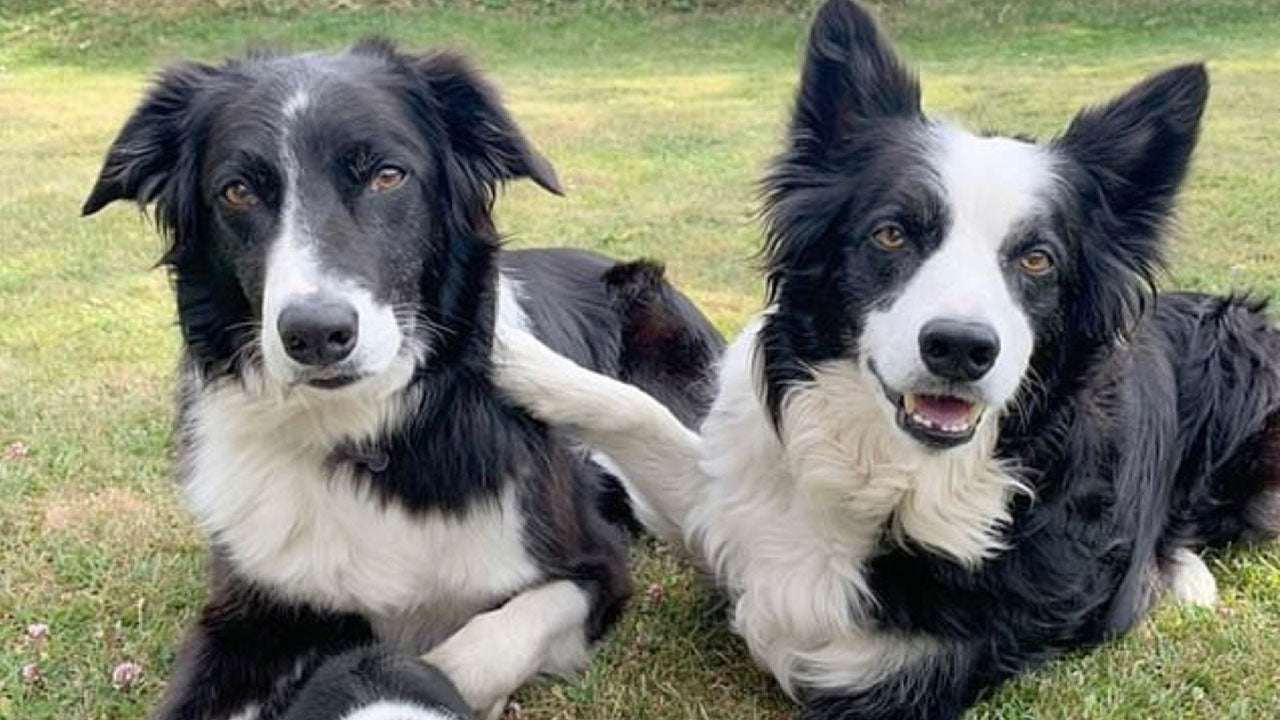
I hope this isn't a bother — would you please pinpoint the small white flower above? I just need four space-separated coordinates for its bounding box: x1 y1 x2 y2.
111 661 143 689
2 442 28 461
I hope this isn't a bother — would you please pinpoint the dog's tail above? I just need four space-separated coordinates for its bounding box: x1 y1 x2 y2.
588 260 724 536
604 259 725 430
1165 293 1280 548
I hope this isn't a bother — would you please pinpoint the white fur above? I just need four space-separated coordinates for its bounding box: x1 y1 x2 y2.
1165 548 1219 607
426 580 591 719
184 373 542 645
493 277 673 535
341 702 457 720
493 323 702 542
225 705 259 720
694 324 1023 693
496 274 530 331
281 89 310 120
187 274 596 712
862 124 1053 421
260 96 404 387
493 321 1027 695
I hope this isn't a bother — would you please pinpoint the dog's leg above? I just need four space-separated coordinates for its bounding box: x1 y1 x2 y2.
149 569 374 720
424 580 592 719
493 325 705 541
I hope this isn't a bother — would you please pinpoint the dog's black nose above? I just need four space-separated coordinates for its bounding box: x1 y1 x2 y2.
919 319 1000 382
278 297 359 366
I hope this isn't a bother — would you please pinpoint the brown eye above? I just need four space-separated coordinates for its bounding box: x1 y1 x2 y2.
221 182 258 210
371 166 406 192
871 225 906 250
1019 250 1054 276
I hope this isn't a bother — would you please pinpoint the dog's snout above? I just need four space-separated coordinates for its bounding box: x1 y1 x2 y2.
919 318 1000 382
278 296 359 366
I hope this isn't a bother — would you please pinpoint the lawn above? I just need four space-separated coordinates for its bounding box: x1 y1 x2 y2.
2 1 1279 718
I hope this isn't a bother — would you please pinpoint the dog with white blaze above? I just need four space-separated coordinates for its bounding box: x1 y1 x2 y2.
82 40 722 720
490 1 1280 717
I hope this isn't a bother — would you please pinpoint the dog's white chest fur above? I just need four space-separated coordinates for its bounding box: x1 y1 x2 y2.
182 374 542 645
689 321 1024 692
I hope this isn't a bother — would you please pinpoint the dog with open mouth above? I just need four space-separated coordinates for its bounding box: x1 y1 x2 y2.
82 39 722 720
489 1 1280 717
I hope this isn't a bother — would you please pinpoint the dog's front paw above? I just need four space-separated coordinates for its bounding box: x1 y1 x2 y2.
1165 548 1219 607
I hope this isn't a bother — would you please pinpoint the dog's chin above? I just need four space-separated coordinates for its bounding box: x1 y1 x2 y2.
261 365 367 394
299 368 367 391
868 363 987 451
261 338 416 397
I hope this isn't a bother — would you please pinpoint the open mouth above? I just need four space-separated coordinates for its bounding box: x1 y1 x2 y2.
897 392 984 448
870 364 985 449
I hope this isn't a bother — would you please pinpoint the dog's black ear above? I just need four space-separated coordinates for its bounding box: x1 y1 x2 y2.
1055 63 1208 238
82 62 222 216
790 0 921 161
407 51 561 196
1055 64 1208 347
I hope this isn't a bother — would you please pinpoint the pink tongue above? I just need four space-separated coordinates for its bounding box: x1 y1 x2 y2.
913 394 973 426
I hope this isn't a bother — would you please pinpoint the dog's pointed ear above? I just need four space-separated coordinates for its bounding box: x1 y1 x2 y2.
790 0 921 161
82 62 222 216
1056 65 1208 349
409 52 562 196
1055 63 1208 229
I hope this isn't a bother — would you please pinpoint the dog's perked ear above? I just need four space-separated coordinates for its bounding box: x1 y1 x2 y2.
81 62 222 218
789 0 921 162
1055 63 1208 243
402 50 562 197
1054 64 1209 345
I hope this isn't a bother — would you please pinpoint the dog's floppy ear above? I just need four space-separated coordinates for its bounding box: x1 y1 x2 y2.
81 62 222 217
1055 63 1208 241
790 0 921 162
406 51 562 197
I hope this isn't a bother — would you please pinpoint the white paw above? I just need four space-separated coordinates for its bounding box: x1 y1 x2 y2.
1166 548 1218 608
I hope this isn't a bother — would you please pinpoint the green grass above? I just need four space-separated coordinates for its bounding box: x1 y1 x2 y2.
2 1 1279 718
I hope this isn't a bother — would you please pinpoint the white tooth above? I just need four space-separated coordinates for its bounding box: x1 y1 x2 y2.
904 394 918 413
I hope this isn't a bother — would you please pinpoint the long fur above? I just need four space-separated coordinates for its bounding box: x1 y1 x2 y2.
491 2 1280 718
82 40 722 720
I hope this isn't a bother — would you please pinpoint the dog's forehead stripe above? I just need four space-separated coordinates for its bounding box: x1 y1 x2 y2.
930 124 1056 250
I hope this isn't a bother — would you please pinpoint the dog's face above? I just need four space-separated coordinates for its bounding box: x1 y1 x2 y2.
762 0 1207 450
84 41 559 392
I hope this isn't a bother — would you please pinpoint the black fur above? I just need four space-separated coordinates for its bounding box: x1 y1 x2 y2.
283 645 473 720
83 41 722 720
763 2 1280 718
758 0 932 425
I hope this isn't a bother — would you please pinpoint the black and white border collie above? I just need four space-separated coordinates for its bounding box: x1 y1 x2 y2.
82 40 721 720
491 1 1280 717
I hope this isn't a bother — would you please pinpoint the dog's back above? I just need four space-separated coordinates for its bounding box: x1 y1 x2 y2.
1158 293 1280 547
501 248 724 430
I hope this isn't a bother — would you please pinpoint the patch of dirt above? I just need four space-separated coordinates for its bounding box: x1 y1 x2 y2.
40 486 177 544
